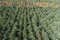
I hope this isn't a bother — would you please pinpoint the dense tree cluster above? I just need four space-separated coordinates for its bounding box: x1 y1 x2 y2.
0 0 60 40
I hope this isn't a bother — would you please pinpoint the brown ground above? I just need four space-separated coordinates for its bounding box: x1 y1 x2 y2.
0 1 59 9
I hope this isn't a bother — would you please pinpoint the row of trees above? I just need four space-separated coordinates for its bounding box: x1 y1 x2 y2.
0 3 60 40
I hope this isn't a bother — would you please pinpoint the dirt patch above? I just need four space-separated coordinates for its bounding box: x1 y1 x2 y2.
16 1 60 8
0 1 5 6
0 1 59 8
0 1 13 6
34 2 48 8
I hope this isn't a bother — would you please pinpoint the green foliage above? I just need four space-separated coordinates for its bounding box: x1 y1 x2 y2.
0 1 60 40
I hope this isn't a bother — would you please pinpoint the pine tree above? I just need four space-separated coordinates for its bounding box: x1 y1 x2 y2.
0 0 60 40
